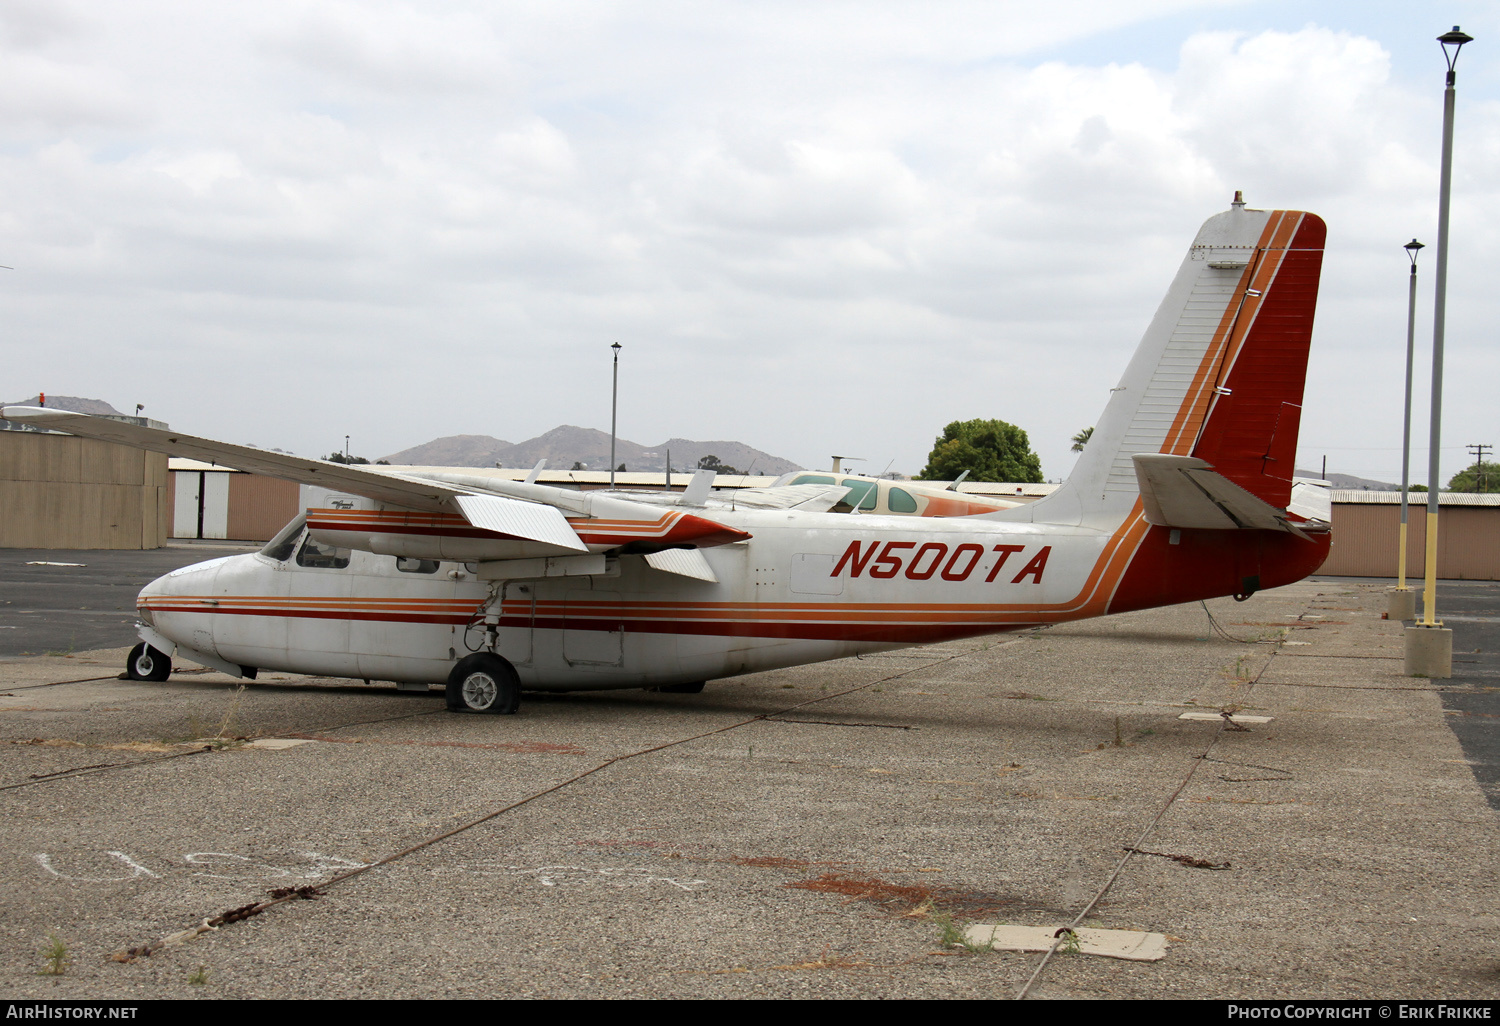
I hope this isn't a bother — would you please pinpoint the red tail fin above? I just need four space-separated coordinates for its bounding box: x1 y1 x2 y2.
1188 214 1326 509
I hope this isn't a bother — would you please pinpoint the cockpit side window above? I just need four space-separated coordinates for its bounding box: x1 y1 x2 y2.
396 557 440 574
841 479 878 510
260 514 307 562
888 487 919 513
791 474 836 485
296 535 352 569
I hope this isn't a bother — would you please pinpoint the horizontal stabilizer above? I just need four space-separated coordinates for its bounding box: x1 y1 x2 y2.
1288 478 1332 524
1133 454 1312 539
643 548 719 583
453 494 587 552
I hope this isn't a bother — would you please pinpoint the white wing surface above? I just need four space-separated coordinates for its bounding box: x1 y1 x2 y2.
2 406 459 512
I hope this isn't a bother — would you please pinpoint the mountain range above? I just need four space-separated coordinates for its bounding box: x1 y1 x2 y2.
381 425 802 475
3 395 124 416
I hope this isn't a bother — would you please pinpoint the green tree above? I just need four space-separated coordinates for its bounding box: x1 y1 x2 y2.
1070 426 1094 453
325 452 371 465
697 454 743 475
916 419 1042 483
1446 461 1500 493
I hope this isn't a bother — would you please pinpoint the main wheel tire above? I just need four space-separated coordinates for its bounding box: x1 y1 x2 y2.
655 681 705 694
126 643 171 682
445 653 520 714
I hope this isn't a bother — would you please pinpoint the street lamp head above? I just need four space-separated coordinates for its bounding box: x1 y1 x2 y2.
611 342 622 351
1439 26 1472 76
1404 238 1425 266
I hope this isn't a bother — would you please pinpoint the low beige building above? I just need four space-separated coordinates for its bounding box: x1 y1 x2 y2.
1318 491 1500 580
0 429 168 549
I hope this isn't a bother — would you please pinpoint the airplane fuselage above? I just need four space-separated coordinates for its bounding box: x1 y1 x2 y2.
137 504 1328 692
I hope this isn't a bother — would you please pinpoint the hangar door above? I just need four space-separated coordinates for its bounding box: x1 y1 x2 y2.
172 469 230 539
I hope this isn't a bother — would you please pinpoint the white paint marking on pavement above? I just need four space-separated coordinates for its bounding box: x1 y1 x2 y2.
963 924 1169 961
35 850 160 882
1178 712 1273 724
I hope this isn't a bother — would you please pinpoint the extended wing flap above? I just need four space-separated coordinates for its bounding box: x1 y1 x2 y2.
1 406 458 512
1134 453 1311 539
643 548 719 583
453 494 587 553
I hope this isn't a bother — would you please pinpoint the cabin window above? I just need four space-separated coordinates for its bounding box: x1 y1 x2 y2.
260 515 307 562
396 557 440 574
840 479 878 510
296 536 351 569
888 487 919 513
791 474 836 485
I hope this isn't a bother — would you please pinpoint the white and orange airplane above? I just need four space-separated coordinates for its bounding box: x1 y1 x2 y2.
4 198 1331 715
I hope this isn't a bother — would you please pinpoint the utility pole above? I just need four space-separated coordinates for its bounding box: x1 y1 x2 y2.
1467 443 1492 492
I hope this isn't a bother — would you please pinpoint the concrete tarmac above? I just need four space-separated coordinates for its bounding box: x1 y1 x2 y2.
1 577 1497 999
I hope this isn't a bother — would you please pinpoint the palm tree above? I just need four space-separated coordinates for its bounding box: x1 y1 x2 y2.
1070 427 1094 453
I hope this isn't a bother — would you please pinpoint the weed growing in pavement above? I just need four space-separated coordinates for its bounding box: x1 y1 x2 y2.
38 934 70 976
1221 654 1255 684
189 965 209 986
44 635 77 658
214 685 246 739
1057 928 1082 955
931 912 989 953
188 685 248 743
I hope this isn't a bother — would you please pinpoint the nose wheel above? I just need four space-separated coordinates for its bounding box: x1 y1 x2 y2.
445 653 521 714
126 643 172 682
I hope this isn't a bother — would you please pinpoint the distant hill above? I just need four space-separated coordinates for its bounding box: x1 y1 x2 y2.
3 395 122 416
1295 469 1401 491
384 425 800 475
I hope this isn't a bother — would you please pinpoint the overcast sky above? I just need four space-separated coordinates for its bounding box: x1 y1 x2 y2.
5 1 1499 485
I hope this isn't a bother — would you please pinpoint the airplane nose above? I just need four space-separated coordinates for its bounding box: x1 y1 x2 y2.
136 554 233 620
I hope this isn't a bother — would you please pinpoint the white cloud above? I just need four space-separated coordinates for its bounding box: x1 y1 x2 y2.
3 3 1498 487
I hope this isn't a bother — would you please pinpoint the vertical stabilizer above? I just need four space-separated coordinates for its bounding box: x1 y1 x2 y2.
1003 202 1325 529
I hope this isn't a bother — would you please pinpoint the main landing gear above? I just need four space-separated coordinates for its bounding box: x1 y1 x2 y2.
125 643 172 682
445 653 521 714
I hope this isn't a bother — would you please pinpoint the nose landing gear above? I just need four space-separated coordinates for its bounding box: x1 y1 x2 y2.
125 643 172 682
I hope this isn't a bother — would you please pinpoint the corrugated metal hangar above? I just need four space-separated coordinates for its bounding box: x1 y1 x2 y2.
1317 490 1500 580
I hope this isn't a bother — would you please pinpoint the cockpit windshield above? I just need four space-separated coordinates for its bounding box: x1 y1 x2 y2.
259 514 307 562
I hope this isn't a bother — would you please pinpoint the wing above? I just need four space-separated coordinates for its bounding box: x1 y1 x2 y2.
2 407 752 566
3 406 459 511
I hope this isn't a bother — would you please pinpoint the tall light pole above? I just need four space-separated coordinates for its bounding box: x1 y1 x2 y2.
609 342 622 489
1408 26 1472 679
1389 238 1423 622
